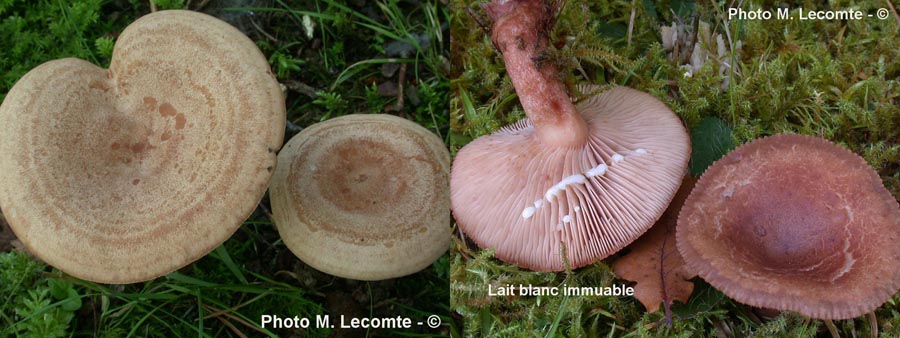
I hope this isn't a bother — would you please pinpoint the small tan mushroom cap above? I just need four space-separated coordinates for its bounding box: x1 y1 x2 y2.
270 114 450 281
677 134 900 319
451 86 690 271
0 10 285 283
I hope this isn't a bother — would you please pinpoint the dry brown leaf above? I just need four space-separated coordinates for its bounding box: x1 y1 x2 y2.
612 177 697 320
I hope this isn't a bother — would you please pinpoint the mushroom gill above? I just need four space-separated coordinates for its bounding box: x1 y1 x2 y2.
450 0 690 271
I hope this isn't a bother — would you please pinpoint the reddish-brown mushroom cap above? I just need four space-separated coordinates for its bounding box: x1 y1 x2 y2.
677 134 900 319
451 86 690 271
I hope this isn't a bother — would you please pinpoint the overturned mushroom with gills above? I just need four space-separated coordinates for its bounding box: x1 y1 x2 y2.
451 0 690 271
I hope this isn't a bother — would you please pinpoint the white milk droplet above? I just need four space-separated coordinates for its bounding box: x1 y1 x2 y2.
586 164 608 178
522 207 536 219
545 174 587 201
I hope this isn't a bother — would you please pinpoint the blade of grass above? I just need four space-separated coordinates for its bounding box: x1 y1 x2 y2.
210 245 249 284
330 57 412 90
544 294 569 338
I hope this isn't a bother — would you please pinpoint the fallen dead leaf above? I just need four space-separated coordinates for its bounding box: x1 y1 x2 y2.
612 177 697 324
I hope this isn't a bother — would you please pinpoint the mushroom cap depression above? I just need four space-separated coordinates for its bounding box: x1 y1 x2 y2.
677 134 900 319
451 86 690 271
270 114 450 281
0 10 285 283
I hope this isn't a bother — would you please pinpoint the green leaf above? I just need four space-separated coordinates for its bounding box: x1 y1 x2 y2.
47 278 69 300
689 117 734 177
670 283 727 318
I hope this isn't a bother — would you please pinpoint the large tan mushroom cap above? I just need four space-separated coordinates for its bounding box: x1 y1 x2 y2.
451 86 690 271
270 114 450 281
677 134 900 319
0 10 285 283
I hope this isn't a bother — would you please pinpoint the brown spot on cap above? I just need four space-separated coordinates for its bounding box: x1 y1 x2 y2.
270 114 449 281
174 113 186 130
677 134 900 319
158 102 176 117
89 80 111 92
130 141 149 154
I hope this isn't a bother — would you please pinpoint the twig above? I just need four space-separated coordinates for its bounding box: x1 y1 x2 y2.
202 304 265 337
888 0 900 26
867 312 878 338
195 0 211 11
249 17 278 42
455 227 471 257
257 202 273 221
711 318 731 338
688 15 700 64
825 319 841 338
713 0 737 63
395 63 407 113
468 7 497 52
214 315 248 338
285 119 304 133
149 0 157 12
627 0 636 48
285 80 319 98
659 224 673 327
467 6 490 33
743 307 762 324
544 0 567 32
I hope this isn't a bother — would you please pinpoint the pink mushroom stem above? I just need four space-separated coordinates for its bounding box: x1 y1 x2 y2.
485 0 589 147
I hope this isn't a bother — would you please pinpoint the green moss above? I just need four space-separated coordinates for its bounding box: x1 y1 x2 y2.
450 0 900 336
0 0 135 101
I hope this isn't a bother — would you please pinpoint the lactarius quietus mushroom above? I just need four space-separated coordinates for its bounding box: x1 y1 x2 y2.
450 0 690 270
677 134 900 320
0 10 285 283
270 114 450 281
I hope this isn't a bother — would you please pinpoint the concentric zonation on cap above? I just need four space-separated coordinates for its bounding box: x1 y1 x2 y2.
0 10 285 283
270 114 450 281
